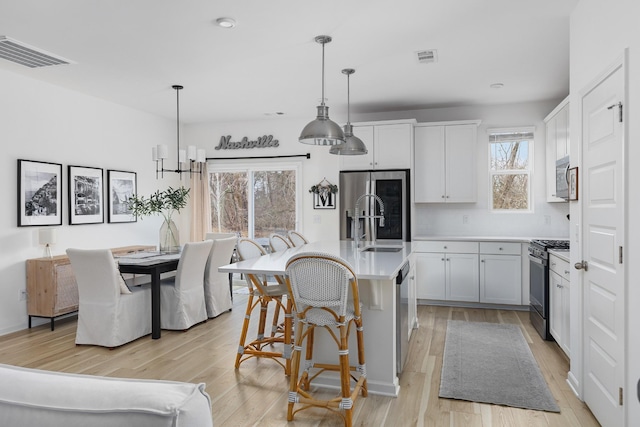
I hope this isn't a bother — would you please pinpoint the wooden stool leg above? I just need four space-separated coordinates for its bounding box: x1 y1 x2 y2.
283 299 293 375
288 316 305 421
356 318 368 397
257 298 268 341
339 322 353 427
235 292 255 369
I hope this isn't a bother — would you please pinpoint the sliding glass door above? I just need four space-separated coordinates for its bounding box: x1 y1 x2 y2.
208 162 300 242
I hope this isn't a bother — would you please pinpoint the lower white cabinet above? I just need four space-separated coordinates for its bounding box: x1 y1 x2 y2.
414 241 480 303
479 243 522 305
415 240 523 306
549 253 570 357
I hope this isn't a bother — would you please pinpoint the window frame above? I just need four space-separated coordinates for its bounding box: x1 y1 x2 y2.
487 127 535 213
207 159 303 238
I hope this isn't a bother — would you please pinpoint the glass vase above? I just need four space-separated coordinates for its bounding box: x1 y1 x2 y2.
159 218 180 253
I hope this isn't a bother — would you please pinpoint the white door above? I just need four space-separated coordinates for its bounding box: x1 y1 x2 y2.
414 252 446 300
445 125 477 202
581 61 625 427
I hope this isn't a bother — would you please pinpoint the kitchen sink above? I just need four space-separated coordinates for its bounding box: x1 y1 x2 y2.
361 246 403 253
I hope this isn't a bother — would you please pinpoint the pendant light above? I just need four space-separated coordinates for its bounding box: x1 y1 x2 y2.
152 85 206 179
299 35 345 146
330 68 368 156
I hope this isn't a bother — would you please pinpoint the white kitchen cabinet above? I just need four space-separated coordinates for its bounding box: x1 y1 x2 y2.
414 241 479 302
545 96 570 202
408 260 417 340
414 121 480 203
479 242 522 305
339 121 414 171
549 253 570 357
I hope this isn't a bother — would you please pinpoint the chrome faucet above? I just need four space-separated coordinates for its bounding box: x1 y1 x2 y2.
353 193 385 248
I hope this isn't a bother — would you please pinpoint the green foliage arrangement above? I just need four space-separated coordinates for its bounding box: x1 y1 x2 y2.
126 186 190 222
309 184 338 195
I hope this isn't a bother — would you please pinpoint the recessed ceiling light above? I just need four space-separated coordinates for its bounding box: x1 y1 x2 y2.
490 83 504 89
215 17 237 28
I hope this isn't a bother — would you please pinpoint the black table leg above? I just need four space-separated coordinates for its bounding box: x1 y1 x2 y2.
151 272 161 339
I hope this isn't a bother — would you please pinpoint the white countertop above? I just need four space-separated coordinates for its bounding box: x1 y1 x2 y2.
413 236 569 243
219 240 412 281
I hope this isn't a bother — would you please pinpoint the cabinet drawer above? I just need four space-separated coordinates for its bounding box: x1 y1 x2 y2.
479 242 521 255
413 240 479 253
550 255 570 279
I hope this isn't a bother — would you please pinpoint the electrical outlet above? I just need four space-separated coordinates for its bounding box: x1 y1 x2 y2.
19 289 27 301
544 215 551 225
462 215 469 224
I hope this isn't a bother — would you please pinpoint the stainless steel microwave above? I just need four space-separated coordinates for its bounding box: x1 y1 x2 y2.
555 155 570 200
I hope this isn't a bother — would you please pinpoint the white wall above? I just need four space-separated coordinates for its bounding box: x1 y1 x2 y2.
570 0 640 423
0 67 575 338
0 69 180 335
185 118 344 243
394 101 570 238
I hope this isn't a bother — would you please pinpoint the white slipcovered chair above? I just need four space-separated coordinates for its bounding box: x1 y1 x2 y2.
287 230 309 247
269 233 292 252
66 248 152 348
204 235 237 318
159 240 213 330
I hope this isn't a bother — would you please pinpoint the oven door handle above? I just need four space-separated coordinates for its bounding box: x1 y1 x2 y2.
528 254 547 266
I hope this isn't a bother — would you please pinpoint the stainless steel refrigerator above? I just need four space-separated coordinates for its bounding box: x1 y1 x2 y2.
339 169 411 243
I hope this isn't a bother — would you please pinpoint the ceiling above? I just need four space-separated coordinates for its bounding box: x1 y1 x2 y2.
0 0 578 124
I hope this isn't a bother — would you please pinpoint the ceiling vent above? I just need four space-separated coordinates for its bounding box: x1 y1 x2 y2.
415 49 438 64
0 36 74 68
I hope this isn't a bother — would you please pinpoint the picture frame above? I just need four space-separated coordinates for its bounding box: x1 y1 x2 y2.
68 165 104 225
17 159 63 227
568 166 578 201
310 179 337 210
107 170 137 223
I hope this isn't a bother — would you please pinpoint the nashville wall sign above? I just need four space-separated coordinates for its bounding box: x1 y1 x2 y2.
214 135 279 150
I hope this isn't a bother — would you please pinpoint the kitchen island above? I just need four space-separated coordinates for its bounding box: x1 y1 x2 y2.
219 240 413 397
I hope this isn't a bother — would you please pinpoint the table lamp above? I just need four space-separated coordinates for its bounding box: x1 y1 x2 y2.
39 228 57 258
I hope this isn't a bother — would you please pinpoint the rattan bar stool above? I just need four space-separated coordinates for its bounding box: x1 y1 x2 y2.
235 238 292 375
269 233 292 252
287 230 309 247
285 252 367 427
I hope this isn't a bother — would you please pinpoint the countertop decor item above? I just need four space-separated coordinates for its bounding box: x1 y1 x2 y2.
153 85 206 179
330 68 368 156
298 35 345 146
126 186 190 253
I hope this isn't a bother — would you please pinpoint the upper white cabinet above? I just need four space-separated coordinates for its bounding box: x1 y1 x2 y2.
339 120 415 171
545 96 570 202
414 121 480 203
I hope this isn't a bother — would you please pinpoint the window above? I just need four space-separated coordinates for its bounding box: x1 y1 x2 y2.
208 162 300 241
488 128 533 211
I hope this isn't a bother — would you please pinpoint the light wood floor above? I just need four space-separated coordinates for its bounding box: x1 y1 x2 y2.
0 294 600 426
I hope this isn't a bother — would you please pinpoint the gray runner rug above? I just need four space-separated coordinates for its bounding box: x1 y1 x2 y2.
439 320 560 412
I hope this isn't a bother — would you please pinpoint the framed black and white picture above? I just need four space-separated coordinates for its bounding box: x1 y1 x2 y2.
107 170 137 223
68 165 104 225
17 159 63 227
568 166 578 201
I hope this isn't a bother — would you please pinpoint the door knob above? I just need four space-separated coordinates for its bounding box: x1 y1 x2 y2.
574 261 588 271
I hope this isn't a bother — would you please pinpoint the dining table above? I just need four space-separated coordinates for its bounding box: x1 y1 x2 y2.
117 252 181 339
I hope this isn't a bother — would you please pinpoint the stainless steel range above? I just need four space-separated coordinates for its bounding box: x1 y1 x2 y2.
528 239 570 340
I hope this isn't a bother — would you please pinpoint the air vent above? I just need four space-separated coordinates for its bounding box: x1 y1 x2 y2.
0 36 74 68
416 49 438 64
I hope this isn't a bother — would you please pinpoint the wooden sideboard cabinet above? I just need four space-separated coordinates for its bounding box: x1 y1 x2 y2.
26 245 155 330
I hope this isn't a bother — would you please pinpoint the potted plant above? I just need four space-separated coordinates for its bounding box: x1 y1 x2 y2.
126 186 190 253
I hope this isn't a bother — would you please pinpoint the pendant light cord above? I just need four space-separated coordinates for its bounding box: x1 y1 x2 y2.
175 86 180 160
321 40 326 107
346 72 351 124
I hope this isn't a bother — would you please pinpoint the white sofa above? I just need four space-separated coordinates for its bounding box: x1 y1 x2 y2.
0 364 213 427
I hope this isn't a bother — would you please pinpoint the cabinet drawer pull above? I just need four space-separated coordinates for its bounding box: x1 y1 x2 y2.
564 270 570 274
